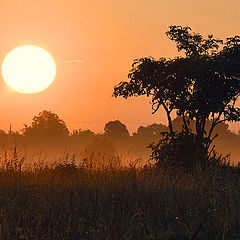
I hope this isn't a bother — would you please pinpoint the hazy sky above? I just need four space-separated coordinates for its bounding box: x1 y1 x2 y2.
0 0 239 133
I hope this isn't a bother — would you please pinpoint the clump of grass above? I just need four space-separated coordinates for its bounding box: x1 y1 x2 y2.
0 149 239 239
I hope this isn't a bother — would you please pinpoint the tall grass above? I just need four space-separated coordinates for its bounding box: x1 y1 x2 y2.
0 149 239 239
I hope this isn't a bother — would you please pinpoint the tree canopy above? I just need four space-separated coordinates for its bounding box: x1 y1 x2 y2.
104 120 130 138
114 26 240 151
22 110 69 138
133 123 168 138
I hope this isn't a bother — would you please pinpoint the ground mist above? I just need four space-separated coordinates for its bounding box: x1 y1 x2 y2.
0 150 240 240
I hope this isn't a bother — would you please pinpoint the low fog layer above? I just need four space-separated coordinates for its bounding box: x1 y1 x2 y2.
0 111 239 167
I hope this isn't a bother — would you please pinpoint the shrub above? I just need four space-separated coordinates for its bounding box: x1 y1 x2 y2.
149 131 221 171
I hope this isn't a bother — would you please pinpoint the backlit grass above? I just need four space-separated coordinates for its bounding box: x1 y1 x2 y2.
0 150 240 239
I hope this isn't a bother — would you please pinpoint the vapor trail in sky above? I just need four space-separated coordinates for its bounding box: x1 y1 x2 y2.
66 60 83 63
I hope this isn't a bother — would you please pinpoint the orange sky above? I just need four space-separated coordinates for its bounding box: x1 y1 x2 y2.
0 0 239 134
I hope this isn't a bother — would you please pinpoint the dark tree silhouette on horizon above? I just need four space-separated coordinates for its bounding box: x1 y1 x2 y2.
22 110 69 139
71 129 95 138
133 123 168 138
104 120 130 138
114 26 240 152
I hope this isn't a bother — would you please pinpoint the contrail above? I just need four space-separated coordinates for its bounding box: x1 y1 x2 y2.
66 60 83 63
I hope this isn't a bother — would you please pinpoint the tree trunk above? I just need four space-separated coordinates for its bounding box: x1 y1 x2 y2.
182 114 189 133
162 103 174 138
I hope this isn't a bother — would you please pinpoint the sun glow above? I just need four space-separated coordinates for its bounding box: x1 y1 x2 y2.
1 45 56 94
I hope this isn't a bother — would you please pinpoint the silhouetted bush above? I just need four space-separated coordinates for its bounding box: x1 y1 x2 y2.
149 131 223 171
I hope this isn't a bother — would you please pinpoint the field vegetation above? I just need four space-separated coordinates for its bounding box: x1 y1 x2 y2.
0 149 240 240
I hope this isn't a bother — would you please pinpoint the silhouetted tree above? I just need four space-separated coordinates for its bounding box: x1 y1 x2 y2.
23 110 69 138
114 56 178 136
104 120 130 138
71 129 95 138
131 123 169 154
166 27 240 148
133 123 168 140
114 26 240 150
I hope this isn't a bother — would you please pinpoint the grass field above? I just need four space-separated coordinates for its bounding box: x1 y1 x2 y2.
0 149 240 240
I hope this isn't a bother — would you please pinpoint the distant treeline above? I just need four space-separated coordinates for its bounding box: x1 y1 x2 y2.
0 110 239 164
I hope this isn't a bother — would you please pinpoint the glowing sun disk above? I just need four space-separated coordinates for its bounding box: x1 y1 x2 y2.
1 45 56 94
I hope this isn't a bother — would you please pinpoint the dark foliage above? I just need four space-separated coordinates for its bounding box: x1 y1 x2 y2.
149 131 224 172
22 110 69 139
104 120 130 138
114 26 240 141
114 25 240 167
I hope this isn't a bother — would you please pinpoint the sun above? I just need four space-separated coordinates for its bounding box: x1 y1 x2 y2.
1 45 56 94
